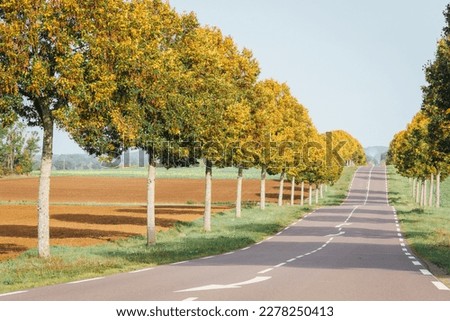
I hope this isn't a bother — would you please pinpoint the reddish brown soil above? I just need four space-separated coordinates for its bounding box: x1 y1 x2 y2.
0 176 303 260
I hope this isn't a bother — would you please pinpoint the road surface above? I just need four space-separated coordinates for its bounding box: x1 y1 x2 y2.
1 166 449 300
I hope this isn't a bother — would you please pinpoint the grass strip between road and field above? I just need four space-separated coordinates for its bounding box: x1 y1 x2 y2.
0 167 356 294
387 166 450 284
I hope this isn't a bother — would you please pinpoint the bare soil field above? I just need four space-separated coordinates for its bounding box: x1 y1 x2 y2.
0 176 300 260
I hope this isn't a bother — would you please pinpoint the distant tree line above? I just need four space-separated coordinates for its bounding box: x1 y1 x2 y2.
0 121 39 176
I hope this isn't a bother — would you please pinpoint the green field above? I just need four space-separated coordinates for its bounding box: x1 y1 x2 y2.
32 165 280 179
0 167 356 293
387 166 450 281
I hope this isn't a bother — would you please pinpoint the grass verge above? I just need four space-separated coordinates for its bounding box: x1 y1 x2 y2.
387 166 450 285
0 167 356 294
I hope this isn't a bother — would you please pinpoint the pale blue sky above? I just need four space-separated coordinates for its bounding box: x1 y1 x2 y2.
52 0 449 153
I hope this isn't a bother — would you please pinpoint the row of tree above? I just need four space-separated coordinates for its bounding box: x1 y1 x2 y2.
0 121 40 176
0 0 366 258
388 4 450 207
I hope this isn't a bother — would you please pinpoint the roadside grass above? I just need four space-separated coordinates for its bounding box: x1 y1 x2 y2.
387 166 450 281
0 166 356 293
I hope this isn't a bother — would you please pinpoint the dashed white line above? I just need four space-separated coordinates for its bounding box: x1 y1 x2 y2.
420 269 432 276
408 256 416 260
223 251 235 256
400 243 406 247
241 247 251 251
183 297 198 301
432 281 450 291
171 260 188 266
274 263 286 268
287 258 296 263
397 233 402 237
201 256 214 260
412 261 422 266
258 268 273 274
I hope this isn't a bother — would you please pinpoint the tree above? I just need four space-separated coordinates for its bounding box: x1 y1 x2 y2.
0 0 141 257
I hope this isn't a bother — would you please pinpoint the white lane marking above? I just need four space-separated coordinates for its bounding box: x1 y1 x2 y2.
412 261 422 266
399 238 404 242
363 165 374 205
274 262 286 268
408 256 416 259
397 233 402 237
432 281 450 291
201 256 214 260
175 276 271 293
223 251 235 256
0 290 28 297
402 248 407 252
258 268 273 274
297 255 304 258
287 258 296 263
276 232 282 236
183 297 198 301
129 268 154 274
420 269 432 276
396 224 400 227
405 252 411 256
396 228 401 232
68 277 104 285
335 222 352 228
324 231 345 237
266 237 273 241
241 247 251 251
400 243 406 247
171 261 188 266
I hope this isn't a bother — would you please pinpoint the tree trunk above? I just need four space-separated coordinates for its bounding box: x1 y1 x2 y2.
412 177 416 198
204 159 213 231
37 112 53 258
146 152 156 245
320 184 324 199
308 183 312 206
260 165 266 210
429 174 434 207
300 181 304 206
290 177 295 206
423 180 427 207
415 179 420 204
277 170 285 206
236 166 243 218
315 185 319 204
436 171 441 208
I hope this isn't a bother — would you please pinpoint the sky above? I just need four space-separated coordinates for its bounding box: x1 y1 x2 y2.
51 0 449 154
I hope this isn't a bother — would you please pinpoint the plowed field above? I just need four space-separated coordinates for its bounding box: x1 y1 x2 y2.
0 176 300 260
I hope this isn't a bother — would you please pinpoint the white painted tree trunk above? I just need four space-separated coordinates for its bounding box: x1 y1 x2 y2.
204 160 212 232
423 180 427 207
37 116 53 258
436 171 441 208
415 179 421 204
308 184 312 206
260 166 266 210
278 171 285 206
146 156 156 245
429 174 434 207
290 177 295 206
412 177 416 198
236 166 243 218
300 181 304 206
320 184 324 199
315 186 319 204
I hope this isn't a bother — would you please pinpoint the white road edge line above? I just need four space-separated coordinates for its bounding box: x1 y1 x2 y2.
0 290 28 297
183 297 198 301
129 268 154 274
412 261 422 266
68 277 104 285
420 269 432 276
432 281 450 291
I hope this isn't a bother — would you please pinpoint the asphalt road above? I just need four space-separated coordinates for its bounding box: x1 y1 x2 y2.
1 166 449 301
